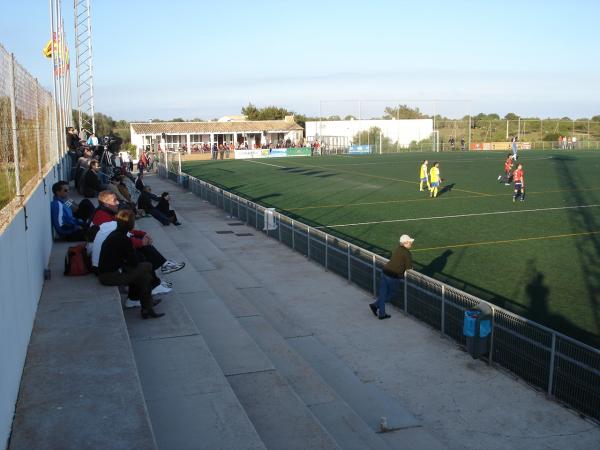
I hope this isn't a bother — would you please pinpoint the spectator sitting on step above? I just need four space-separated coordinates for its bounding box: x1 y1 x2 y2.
138 186 172 225
50 180 95 241
107 174 137 211
75 147 93 192
97 209 165 319
156 192 181 226
82 160 108 198
91 191 184 293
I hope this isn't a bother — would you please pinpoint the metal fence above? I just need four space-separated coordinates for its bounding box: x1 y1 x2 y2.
0 44 62 231
159 160 600 424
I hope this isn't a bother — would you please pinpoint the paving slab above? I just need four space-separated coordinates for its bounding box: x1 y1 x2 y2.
227 370 340 450
132 335 265 450
179 292 273 376
10 256 156 450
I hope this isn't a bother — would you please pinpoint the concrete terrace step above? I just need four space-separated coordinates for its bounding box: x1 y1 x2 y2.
9 241 157 450
142 179 443 449
121 223 266 450
147 225 340 450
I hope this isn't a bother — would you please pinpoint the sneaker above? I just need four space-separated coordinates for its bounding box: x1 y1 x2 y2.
504 183 510 186
161 279 173 288
124 298 140 309
497 175 502 181
152 284 172 295
379 314 391 320
161 260 185 274
513 197 516 202
174 221 182 226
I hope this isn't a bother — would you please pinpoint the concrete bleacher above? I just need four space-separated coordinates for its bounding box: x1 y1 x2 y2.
9 173 600 449
8 240 157 450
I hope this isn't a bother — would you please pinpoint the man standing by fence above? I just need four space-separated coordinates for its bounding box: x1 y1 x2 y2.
369 234 414 320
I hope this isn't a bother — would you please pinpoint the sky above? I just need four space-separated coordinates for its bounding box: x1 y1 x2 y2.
1 0 599 121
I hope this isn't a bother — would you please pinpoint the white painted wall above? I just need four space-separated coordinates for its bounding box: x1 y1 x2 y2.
0 167 58 449
305 119 433 147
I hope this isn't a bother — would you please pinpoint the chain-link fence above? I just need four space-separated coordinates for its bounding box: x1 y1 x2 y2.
0 44 60 231
159 161 600 424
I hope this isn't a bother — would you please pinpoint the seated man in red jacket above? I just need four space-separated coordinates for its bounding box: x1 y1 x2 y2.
92 191 185 303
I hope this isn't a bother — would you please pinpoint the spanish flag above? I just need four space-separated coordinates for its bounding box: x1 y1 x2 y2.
43 33 59 59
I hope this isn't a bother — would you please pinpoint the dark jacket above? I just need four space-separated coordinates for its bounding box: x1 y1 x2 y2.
83 169 102 198
67 133 81 151
156 197 170 215
98 228 139 274
383 245 413 277
137 190 154 211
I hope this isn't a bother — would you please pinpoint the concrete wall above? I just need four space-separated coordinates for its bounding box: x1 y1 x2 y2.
0 168 58 449
306 119 433 147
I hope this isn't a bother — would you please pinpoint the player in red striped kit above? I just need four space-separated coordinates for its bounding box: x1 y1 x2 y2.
513 163 525 202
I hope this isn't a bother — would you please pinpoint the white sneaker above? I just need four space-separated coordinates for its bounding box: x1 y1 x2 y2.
497 175 502 181
124 298 141 309
152 284 172 295
161 260 185 274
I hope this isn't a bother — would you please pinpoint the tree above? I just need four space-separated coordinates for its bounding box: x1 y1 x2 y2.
171 117 185 122
344 115 356 120
591 115 600 122
352 127 393 150
241 103 260 120
504 112 519 120
383 104 429 119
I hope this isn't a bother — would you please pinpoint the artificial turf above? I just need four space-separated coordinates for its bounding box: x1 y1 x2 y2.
182 150 600 347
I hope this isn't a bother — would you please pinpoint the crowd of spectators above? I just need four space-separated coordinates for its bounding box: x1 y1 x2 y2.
52 127 185 320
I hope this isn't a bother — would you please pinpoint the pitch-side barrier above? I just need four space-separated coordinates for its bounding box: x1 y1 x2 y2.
158 162 600 425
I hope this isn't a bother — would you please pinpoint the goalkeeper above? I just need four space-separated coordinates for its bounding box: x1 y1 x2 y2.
419 160 430 191
429 162 441 198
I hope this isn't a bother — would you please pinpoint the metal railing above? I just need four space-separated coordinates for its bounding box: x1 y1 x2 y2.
158 162 600 424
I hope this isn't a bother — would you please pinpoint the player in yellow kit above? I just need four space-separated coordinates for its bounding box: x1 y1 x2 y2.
419 160 430 191
429 162 441 198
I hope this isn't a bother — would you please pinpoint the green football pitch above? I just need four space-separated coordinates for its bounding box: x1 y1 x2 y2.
182 150 600 347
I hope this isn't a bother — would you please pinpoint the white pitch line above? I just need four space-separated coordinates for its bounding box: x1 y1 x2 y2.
245 159 287 168
315 203 600 229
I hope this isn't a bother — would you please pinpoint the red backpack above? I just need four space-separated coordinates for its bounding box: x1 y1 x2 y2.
64 244 91 276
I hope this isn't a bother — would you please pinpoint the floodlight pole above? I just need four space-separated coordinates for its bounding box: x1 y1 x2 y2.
74 0 96 136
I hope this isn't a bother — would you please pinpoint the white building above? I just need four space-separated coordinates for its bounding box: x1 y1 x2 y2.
305 119 433 149
130 116 303 154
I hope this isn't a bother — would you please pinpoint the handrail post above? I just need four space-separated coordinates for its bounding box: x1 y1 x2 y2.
404 272 408 313
325 234 328 271
291 219 295 249
307 227 311 259
488 306 496 365
372 254 376 297
347 244 351 282
548 333 557 397
278 213 282 242
441 285 445 335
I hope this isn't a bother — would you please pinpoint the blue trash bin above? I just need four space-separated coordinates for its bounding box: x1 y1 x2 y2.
464 304 492 359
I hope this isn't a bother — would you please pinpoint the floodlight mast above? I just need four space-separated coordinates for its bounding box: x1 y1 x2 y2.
74 0 95 136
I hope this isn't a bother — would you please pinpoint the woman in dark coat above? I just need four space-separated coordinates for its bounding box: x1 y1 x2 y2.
156 192 181 226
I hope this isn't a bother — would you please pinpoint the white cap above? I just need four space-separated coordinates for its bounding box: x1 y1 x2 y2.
399 234 414 245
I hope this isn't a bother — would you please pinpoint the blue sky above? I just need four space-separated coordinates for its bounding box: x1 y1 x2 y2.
1 0 599 120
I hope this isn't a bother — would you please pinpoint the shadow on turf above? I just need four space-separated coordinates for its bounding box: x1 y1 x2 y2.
278 167 337 178
437 183 455 197
551 154 600 347
420 250 453 277
310 226 600 348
